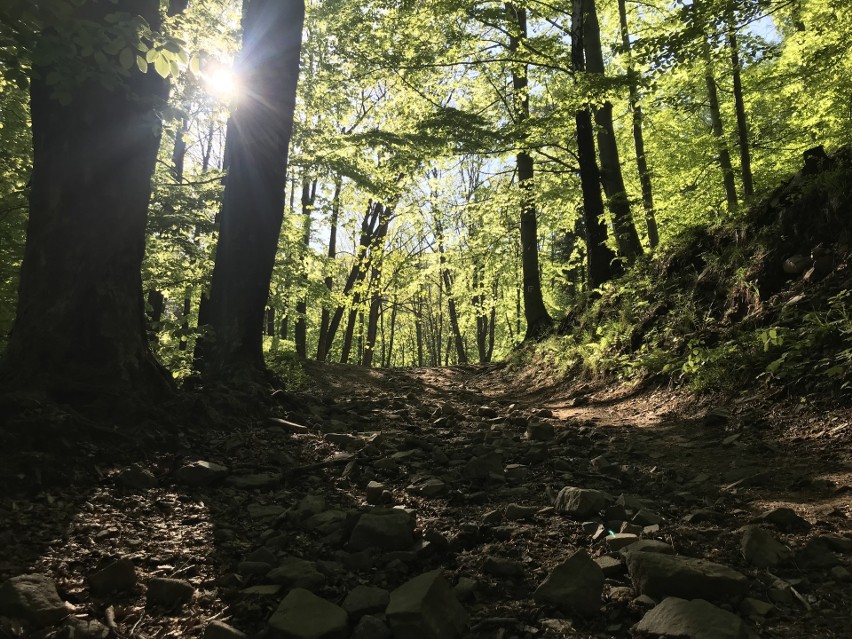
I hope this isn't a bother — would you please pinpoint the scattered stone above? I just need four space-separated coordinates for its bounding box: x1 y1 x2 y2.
453 577 477 602
245 547 279 565
174 460 229 486
625 552 748 602
796 538 840 568
741 526 791 568
533 549 604 616
634 597 747 639
482 509 502 525
386 570 468 639
242 585 282 596
367 481 392 505
594 555 624 577
248 504 287 521
482 557 525 578
830 566 851 581
343 585 390 620
526 422 555 441
267 558 326 591
554 487 613 519
349 509 415 552
683 509 725 524
268 588 348 639
145 578 194 611
739 597 775 618
606 533 640 552
88 558 137 596
633 510 663 526
590 455 614 472
463 453 504 482
504 464 529 482
238 561 273 577
817 534 852 554
118 464 158 489
59 617 109 639
619 540 674 556
757 507 810 532
304 509 348 536
505 503 538 521
205 620 248 639
226 473 281 490
406 477 447 497
325 433 366 450
295 494 327 519
351 614 393 639
0 574 69 627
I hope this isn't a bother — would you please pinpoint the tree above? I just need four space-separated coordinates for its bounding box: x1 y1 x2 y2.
2 0 181 399
198 0 305 381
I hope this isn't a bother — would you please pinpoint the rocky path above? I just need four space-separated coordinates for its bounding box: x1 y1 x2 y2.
1 363 851 638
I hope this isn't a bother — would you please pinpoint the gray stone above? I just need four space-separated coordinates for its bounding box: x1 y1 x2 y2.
205 620 248 639
88 558 137 595
462 452 504 482
453 577 477 602
296 494 327 519
818 534 852 554
633 509 663 526
618 539 675 556
349 509 415 552
526 422 555 441
226 473 281 489
625 552 748 602
0 574 69 627
504 464 529 482
406 478 447 497
739 597 775 618
352 615 393 639
830 565 851 581
304 510 347 535
757 507 810 532
505 503 538 521
606 533 640 551
367 481 391 505
145 578 194 610
119 464 158 489
60 617 109 639
238 561 273 577
634 597 747 639
325 433 367 450
533 549 604 616
594 555 623 577
174 460 229 486
248 504 287 521
796 538 839 568
741 526 791 568
245 547 279 565
554 487 613 518
268 588 348 639
343 585 390 619
482 557 524 578
386 570 468 639
267 558 326 591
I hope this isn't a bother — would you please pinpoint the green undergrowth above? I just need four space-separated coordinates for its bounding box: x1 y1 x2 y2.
540 147 852 400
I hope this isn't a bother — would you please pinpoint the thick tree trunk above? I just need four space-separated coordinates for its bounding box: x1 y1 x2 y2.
583 0 643 262
703 41 739 212
617 0 659 248
728 23 754 198
506 2 553 340
573 0 616 288
316 176 341 360
3 0 173 399
198 0 304 380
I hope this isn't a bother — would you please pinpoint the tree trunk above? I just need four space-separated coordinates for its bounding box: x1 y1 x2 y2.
3 0 173 399
178 296 191 352
386 298 397 367
573 0 616 288
727 21 754 198
295 176 316 358
703 40 739 212
617 0 658 248
316 176 341 360
436 219 468 364
198 0 304 381
506 2 553 340
582 0 643 262
266 307 275 337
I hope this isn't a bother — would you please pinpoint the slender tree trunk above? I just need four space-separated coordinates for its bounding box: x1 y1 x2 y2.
198 0 304 380
617 0 659 248
436 218 468 364
179 296 191 352
703 40 739 212
3 0 174 398
363 294 381 367
583 0 643 262
341 308 358 364
727 21 754 198
295 177 316 358
573 0 616 288
316 176 341 360
266 308 275 336
506 2 553 340
415 293 424 367
280 314 289 340
146 289 165 342
386 298 397 367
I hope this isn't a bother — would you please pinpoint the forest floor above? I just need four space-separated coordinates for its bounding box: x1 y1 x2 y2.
1 362 851 639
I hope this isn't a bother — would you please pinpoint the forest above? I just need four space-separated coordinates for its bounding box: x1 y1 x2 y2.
0 1 851 638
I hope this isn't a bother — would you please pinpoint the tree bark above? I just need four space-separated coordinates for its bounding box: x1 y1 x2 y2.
3 0 173 399
727 22 754 198
316 176 341 360
198 0 304 381
295 177 316 358
617 0 659 248
582 0 643 262
703 40 739 212
506 2 553 340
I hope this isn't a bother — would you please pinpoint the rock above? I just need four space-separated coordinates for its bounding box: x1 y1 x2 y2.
462 452 504 482
248 504 287 521
594 555 623 578
174 460 229 486
205 620 249 639
741 526 791 567
342 585 390 620
505 503 538 521
606 533 640 551
386 570 468 639
119 464 158 489
634 597 747 639
349 509 415 552
367 481 391 505
818 534 852 554
526 422 555 441
145 578 194 611
554 487 613 519
482 557 524 578
625 552 748 602
267 558 326 591
618 539 675 556
757 507 810 532
504 464 528 482
739 597 775 618
226 473 281 489
533 549 604 616
268 588 348 639
633 509 663 526
0 574 69 627
325 433 367 450
296 494 327 519
352 614 393 639
590 455 614 472
830 565 851 581
406 478 447 497
304 510 348 536
88 558 137 595
453 577 477 602
796 538 840 568
59 617 110 639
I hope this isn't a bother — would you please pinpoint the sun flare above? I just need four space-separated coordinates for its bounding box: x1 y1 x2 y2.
204 66 239 100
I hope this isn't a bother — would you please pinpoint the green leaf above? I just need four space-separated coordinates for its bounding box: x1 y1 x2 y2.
189 56 200 74
136 55 147 73
146 48 159 63
118 47 134 70
154 55 170 78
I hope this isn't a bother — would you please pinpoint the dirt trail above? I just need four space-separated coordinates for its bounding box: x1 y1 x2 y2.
1 363 850 638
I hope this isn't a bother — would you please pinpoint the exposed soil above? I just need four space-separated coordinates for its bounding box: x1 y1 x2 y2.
1 362 851 638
